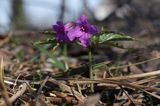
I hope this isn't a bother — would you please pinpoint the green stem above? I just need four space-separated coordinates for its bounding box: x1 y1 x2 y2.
63 44 67 57
88 46 94 92
63 44 68 71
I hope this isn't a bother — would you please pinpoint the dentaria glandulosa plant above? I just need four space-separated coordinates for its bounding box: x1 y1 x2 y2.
35 15 134 92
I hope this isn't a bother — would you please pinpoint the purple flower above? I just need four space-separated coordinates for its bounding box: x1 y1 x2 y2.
52 21 75 42
68 15 98 47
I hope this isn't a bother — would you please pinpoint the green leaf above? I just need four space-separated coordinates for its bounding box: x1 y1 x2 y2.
98 31 134 43
39 31 56 35
36 45 66 70
34 38 56 46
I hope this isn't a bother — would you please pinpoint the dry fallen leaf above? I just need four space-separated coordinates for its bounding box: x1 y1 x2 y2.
82 94 101 106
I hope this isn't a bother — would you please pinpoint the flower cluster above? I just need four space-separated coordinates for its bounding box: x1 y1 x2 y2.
52 15 98 47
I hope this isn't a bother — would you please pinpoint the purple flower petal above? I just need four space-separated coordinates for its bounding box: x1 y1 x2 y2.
79 33 90 47
52 25 59 32
72 15 98 47
56 33 69 42
52 21 64 32
52 15 98 46
65 22 75 31
76 15 87 25
52 21 70 42
89 25 98 34
68 26 83 41
56 21 64 26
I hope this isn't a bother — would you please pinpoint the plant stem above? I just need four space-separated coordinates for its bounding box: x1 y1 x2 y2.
63 44 68 71
63 44 67 57
88 46 94 92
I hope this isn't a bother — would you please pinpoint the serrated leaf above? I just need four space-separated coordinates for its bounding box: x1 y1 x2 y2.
98 31 134 43
39 31 56 35
34 38 56 46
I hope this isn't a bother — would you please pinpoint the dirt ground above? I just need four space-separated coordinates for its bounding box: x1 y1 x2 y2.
0 24 160 106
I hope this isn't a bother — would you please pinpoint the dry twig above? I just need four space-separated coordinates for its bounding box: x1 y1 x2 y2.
34 75 50 101
10 83 27 103
49 78 85 103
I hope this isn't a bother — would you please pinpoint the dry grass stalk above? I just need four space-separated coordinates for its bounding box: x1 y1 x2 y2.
69 78 160 100
140 88 160 100
110 57 160 70
75 79 83 95
106 68 136 105
132 76 158 85
107 70 160 80
68 79 160 92
49 79 85 103
0 58 12 106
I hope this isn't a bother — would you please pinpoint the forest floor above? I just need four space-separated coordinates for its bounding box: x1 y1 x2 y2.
0 27 160 106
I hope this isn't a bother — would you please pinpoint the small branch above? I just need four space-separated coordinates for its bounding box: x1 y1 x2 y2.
12 74 21 91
